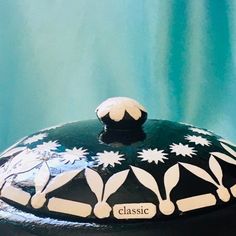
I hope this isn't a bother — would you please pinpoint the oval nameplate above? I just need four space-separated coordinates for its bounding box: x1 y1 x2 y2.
113 203 156 219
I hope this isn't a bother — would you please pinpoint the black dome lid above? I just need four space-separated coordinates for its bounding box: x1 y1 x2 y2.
0 97 236 222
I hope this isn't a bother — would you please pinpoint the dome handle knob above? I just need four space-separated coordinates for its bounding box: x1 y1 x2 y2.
96 97 147 130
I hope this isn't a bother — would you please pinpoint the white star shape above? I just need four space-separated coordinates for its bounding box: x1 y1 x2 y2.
138 148 168 164
34 141 60 152
61 147 88 164
170 143 197 157
23 133 48 145
185 135 211 146
94 151 124 168
189 127 212 136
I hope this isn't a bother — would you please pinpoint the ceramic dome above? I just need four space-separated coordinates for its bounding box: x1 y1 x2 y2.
0 97 236 235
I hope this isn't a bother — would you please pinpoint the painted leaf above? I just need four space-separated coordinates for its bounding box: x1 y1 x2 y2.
131 166 162 201
5 149 29 172
43 169 81 194
34 162 50 193
211 152 236 166
0 147 26 158
12 159 42 176
85 168 104 202
164 164 180 197
209 155 223 186
103 170 129 202
7 149 42 173
179 162 218 187
221 143 236 157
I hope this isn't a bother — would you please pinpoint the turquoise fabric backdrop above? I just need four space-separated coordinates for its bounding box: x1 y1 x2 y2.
0 0 236 152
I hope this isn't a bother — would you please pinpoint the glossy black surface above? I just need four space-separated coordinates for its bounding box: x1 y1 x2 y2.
0 200 236 236
0 119 235 221
98 111 147 130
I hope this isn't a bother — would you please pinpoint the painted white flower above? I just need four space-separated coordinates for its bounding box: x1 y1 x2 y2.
61 147 88 164
189 127 212 136
23 133 48 145
185 135 211 146
170 143 197 157
96 97 146 122
94 151 125 168
138 148 168 164
0 149 43 188
34 141 60 152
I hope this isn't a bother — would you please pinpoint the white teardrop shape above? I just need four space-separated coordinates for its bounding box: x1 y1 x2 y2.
209 155 223 185
85 168 104 202
34 162 50 193
131 166 162 201
164 164 180 198
103 170 129 202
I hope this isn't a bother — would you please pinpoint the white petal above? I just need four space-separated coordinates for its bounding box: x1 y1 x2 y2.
97 107 110 119
125 106 142 120
109 106 125 122
130 99 146 112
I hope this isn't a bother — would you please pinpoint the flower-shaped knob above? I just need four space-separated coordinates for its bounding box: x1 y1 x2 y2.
96 97 147 130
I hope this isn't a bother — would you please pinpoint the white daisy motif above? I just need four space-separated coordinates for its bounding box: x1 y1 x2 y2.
94 151 125 168
34 141 60 152
61 147 88 164
170 143 197 157
189 127 212 136
23 133 48 145
138 148 168 164
185 135 211 146
96 97 146 122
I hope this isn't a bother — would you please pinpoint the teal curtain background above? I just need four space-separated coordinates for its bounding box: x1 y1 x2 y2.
0 0 236 152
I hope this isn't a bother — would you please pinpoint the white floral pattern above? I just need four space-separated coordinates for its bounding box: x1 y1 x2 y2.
94 151 124 168
1 119 236 220
185 135 211 146
96 97 146 122
34 141 60 153
61 147 88 164
138 149 168 164
170 143 197 157
189 127 212 136
23 133 48 145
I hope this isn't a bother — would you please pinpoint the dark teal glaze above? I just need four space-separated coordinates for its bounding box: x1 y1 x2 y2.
0 119 235 222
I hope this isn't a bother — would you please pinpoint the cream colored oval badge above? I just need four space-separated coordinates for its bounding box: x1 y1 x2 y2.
113 203 156 219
